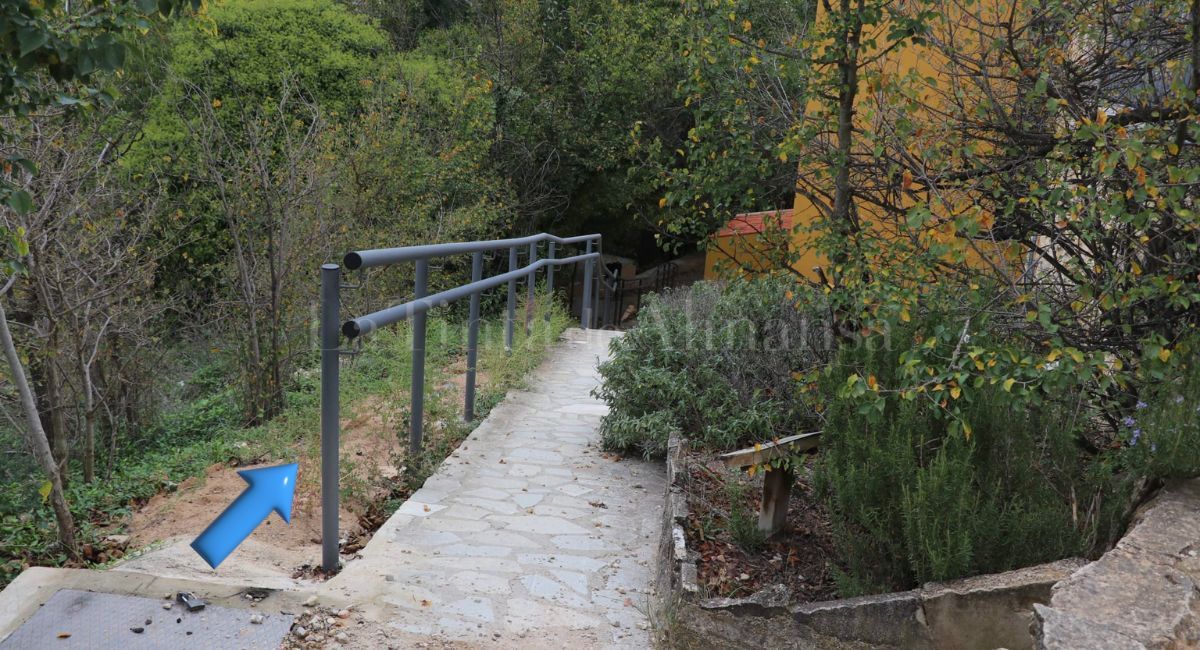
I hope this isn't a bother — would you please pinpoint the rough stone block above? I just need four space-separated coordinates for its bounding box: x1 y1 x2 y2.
1048 548 1200 646
1034 605 1147 650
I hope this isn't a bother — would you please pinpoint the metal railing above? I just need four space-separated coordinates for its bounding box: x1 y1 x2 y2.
318 232 607 572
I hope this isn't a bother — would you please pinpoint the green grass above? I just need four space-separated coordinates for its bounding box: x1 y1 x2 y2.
0 292 570 587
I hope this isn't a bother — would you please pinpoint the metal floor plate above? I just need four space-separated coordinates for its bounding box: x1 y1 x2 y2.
0 589 293 649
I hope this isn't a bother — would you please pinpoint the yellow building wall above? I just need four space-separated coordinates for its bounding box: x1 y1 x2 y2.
706 1 1021 283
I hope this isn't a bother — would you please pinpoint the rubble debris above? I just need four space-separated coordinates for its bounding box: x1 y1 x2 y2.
177 592 207 612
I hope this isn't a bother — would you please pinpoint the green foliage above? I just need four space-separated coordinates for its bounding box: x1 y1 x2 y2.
126 0 389 301
724 478 767 552
1118 353 1200 481
596 276 829 457
0 0 196 229
327 53 510 263
358 0 468 49
816 324 1124 594
632 0 814 252
164 0 386 118
0 0 198 116
787 0 1200 441
411 0 684 249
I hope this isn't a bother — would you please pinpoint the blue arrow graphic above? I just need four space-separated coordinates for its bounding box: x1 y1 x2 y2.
190 463 298 569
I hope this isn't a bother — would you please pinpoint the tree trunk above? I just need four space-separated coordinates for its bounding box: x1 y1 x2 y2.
81 362 96 484
0 292 78 560
43 349 70 491
82 411 95 484
831 0 863 243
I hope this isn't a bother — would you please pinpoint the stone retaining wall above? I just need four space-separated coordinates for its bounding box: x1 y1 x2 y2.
656 435 1085 649
1034 478 1200 649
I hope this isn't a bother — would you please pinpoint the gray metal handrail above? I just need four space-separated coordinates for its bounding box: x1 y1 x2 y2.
318 232 604 573
344 232 602 269
343 252 599 338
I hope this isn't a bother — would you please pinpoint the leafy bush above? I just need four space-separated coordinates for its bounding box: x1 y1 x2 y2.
162 0 387 119
1118 353 1200 482
596 276 830 456
815 327 1127 594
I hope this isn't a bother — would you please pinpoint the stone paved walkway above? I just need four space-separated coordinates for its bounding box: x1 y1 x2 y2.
320 328 666 648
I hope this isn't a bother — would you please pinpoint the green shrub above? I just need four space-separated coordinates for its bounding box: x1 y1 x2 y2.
816 328 1125 594
1119 352 1200 481
725 479 768 552
596 276 829 457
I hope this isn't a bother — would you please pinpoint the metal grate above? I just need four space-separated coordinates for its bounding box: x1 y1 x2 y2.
0 589 293 649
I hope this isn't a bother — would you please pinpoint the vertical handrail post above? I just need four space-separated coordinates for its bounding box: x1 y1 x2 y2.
319 263 340 574
464 252 482 421
602 266 611 328
545 242 555 322
410 259 428 456
506 246 517 353
593 240 602 329
526 241 537 335
581 240 593 330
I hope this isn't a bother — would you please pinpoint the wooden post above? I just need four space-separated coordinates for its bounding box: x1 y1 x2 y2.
717 431 820 537
758 466 794 534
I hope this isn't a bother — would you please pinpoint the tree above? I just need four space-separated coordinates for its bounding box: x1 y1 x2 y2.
0 267 77 560
329 55 511 261
413 0 686 249
0 0 200 210
1 109 172 486
0 0 197 561
633 0 815 255
165 76 330 423
816 0 1200 438
130 0 388 422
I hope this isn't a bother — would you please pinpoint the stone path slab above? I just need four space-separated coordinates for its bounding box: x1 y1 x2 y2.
321 328 666 648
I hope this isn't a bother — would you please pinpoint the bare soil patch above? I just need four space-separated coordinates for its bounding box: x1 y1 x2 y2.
123 355 485 574
127 460 354 558
683 453 840 603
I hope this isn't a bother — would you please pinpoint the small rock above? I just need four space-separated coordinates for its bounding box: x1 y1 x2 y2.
162 603 172 610
303 595 319 607
130 627 144 634
337 609 350 619
294 626 308 638
336 632 349 643
250 614 265 625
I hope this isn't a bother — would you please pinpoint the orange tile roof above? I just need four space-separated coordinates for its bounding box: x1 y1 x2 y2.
715 209 795 237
